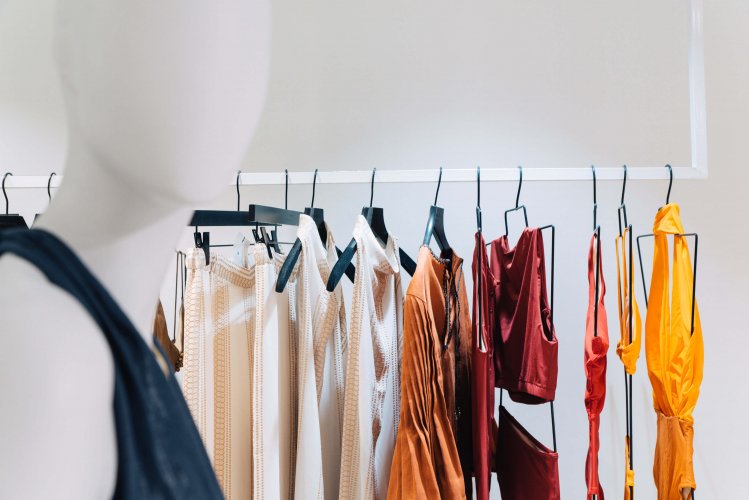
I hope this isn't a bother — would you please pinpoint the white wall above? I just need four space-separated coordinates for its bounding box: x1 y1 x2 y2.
1 1 747 498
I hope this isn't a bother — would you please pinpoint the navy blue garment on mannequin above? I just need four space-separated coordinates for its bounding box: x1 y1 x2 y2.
0 229 223 499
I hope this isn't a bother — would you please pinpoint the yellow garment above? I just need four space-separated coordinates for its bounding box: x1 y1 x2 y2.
624 437 634 499
645 204 704 499
615 227 642 375
616 227 641 497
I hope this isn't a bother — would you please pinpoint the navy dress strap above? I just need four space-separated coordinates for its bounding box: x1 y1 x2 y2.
0 229 223 499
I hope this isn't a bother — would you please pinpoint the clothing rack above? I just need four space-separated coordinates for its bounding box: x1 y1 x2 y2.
2 165 705 189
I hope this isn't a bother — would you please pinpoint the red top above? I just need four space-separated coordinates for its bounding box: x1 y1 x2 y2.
471 232 496 500
495 405 560 499
584 232 609 498
490 227 558 404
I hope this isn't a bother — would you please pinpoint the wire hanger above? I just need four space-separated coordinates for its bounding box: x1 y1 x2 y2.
504 166 529 236
591 166 601 340
276 169 355 293
33 171 57 225
422 167 452 252
326 168 416 292
497 164 558 453
615 163 635 498
476 166 485 350
617 165 629 235
0 173 29 230
664 163 673 206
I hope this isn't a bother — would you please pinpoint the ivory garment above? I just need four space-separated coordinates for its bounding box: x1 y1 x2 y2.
182 245 298 500
293 215 348 500
339 216 404 500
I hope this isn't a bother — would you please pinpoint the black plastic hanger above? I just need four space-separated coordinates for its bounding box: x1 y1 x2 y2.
635 164 698 500
0 173 29 230
325 168 416 292
422 167 452 253
189 170 297 264
276 169 355 293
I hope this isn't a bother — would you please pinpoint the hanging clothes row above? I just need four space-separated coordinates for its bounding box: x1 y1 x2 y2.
173 164 701 500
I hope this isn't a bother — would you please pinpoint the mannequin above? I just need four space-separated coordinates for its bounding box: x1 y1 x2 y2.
0 0 269 498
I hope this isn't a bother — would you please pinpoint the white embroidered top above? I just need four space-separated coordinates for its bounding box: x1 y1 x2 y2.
338 215 404 500
293 214 348 500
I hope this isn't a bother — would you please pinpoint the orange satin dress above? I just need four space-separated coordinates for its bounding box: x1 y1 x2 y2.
387 247 472 500
645 204 703 499
584 232 608 499
615 226 642 498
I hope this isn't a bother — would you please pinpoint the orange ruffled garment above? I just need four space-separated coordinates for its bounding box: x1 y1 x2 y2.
387 247 472 500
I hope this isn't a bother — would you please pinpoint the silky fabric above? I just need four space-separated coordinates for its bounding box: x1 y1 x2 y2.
615 226 641 499
490 228 558 404
471 232 496 500
338 215 403 500
388 246 472 500
495 405 560 500
615 227 642 375
294 215 348 500
0 229 222 499
584 233 609 499
183 245 297 500
645 204 703 499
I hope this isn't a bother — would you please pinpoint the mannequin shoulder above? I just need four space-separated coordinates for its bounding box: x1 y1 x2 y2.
0 255 117 499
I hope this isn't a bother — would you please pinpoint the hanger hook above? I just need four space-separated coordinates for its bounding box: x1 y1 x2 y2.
515 166 523 208
665 164 673 204
591 165 597 229
370 167 376 207
476 166 482 232
236 170 242 211
47 172 57 202
620 164 628 206
311 168 319 208
284 169 289 210
434 167 443 205
2 172 11 215
477 166 481 209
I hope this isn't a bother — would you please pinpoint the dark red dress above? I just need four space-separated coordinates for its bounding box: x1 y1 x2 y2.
471 232 496 500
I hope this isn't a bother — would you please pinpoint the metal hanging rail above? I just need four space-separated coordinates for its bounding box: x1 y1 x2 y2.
1 165 705 189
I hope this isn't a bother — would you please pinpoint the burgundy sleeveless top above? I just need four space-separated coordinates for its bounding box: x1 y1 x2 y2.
490 227 558 404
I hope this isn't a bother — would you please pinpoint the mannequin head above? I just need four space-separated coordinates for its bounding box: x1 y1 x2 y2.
53 0 270 204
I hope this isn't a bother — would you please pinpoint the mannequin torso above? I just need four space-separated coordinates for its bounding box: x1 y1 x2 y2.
0 0 270 497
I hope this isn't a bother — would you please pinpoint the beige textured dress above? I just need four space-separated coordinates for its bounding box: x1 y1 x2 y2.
182 244 298 500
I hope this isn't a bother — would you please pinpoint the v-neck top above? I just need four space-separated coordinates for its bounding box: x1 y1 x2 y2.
0 229 222 499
